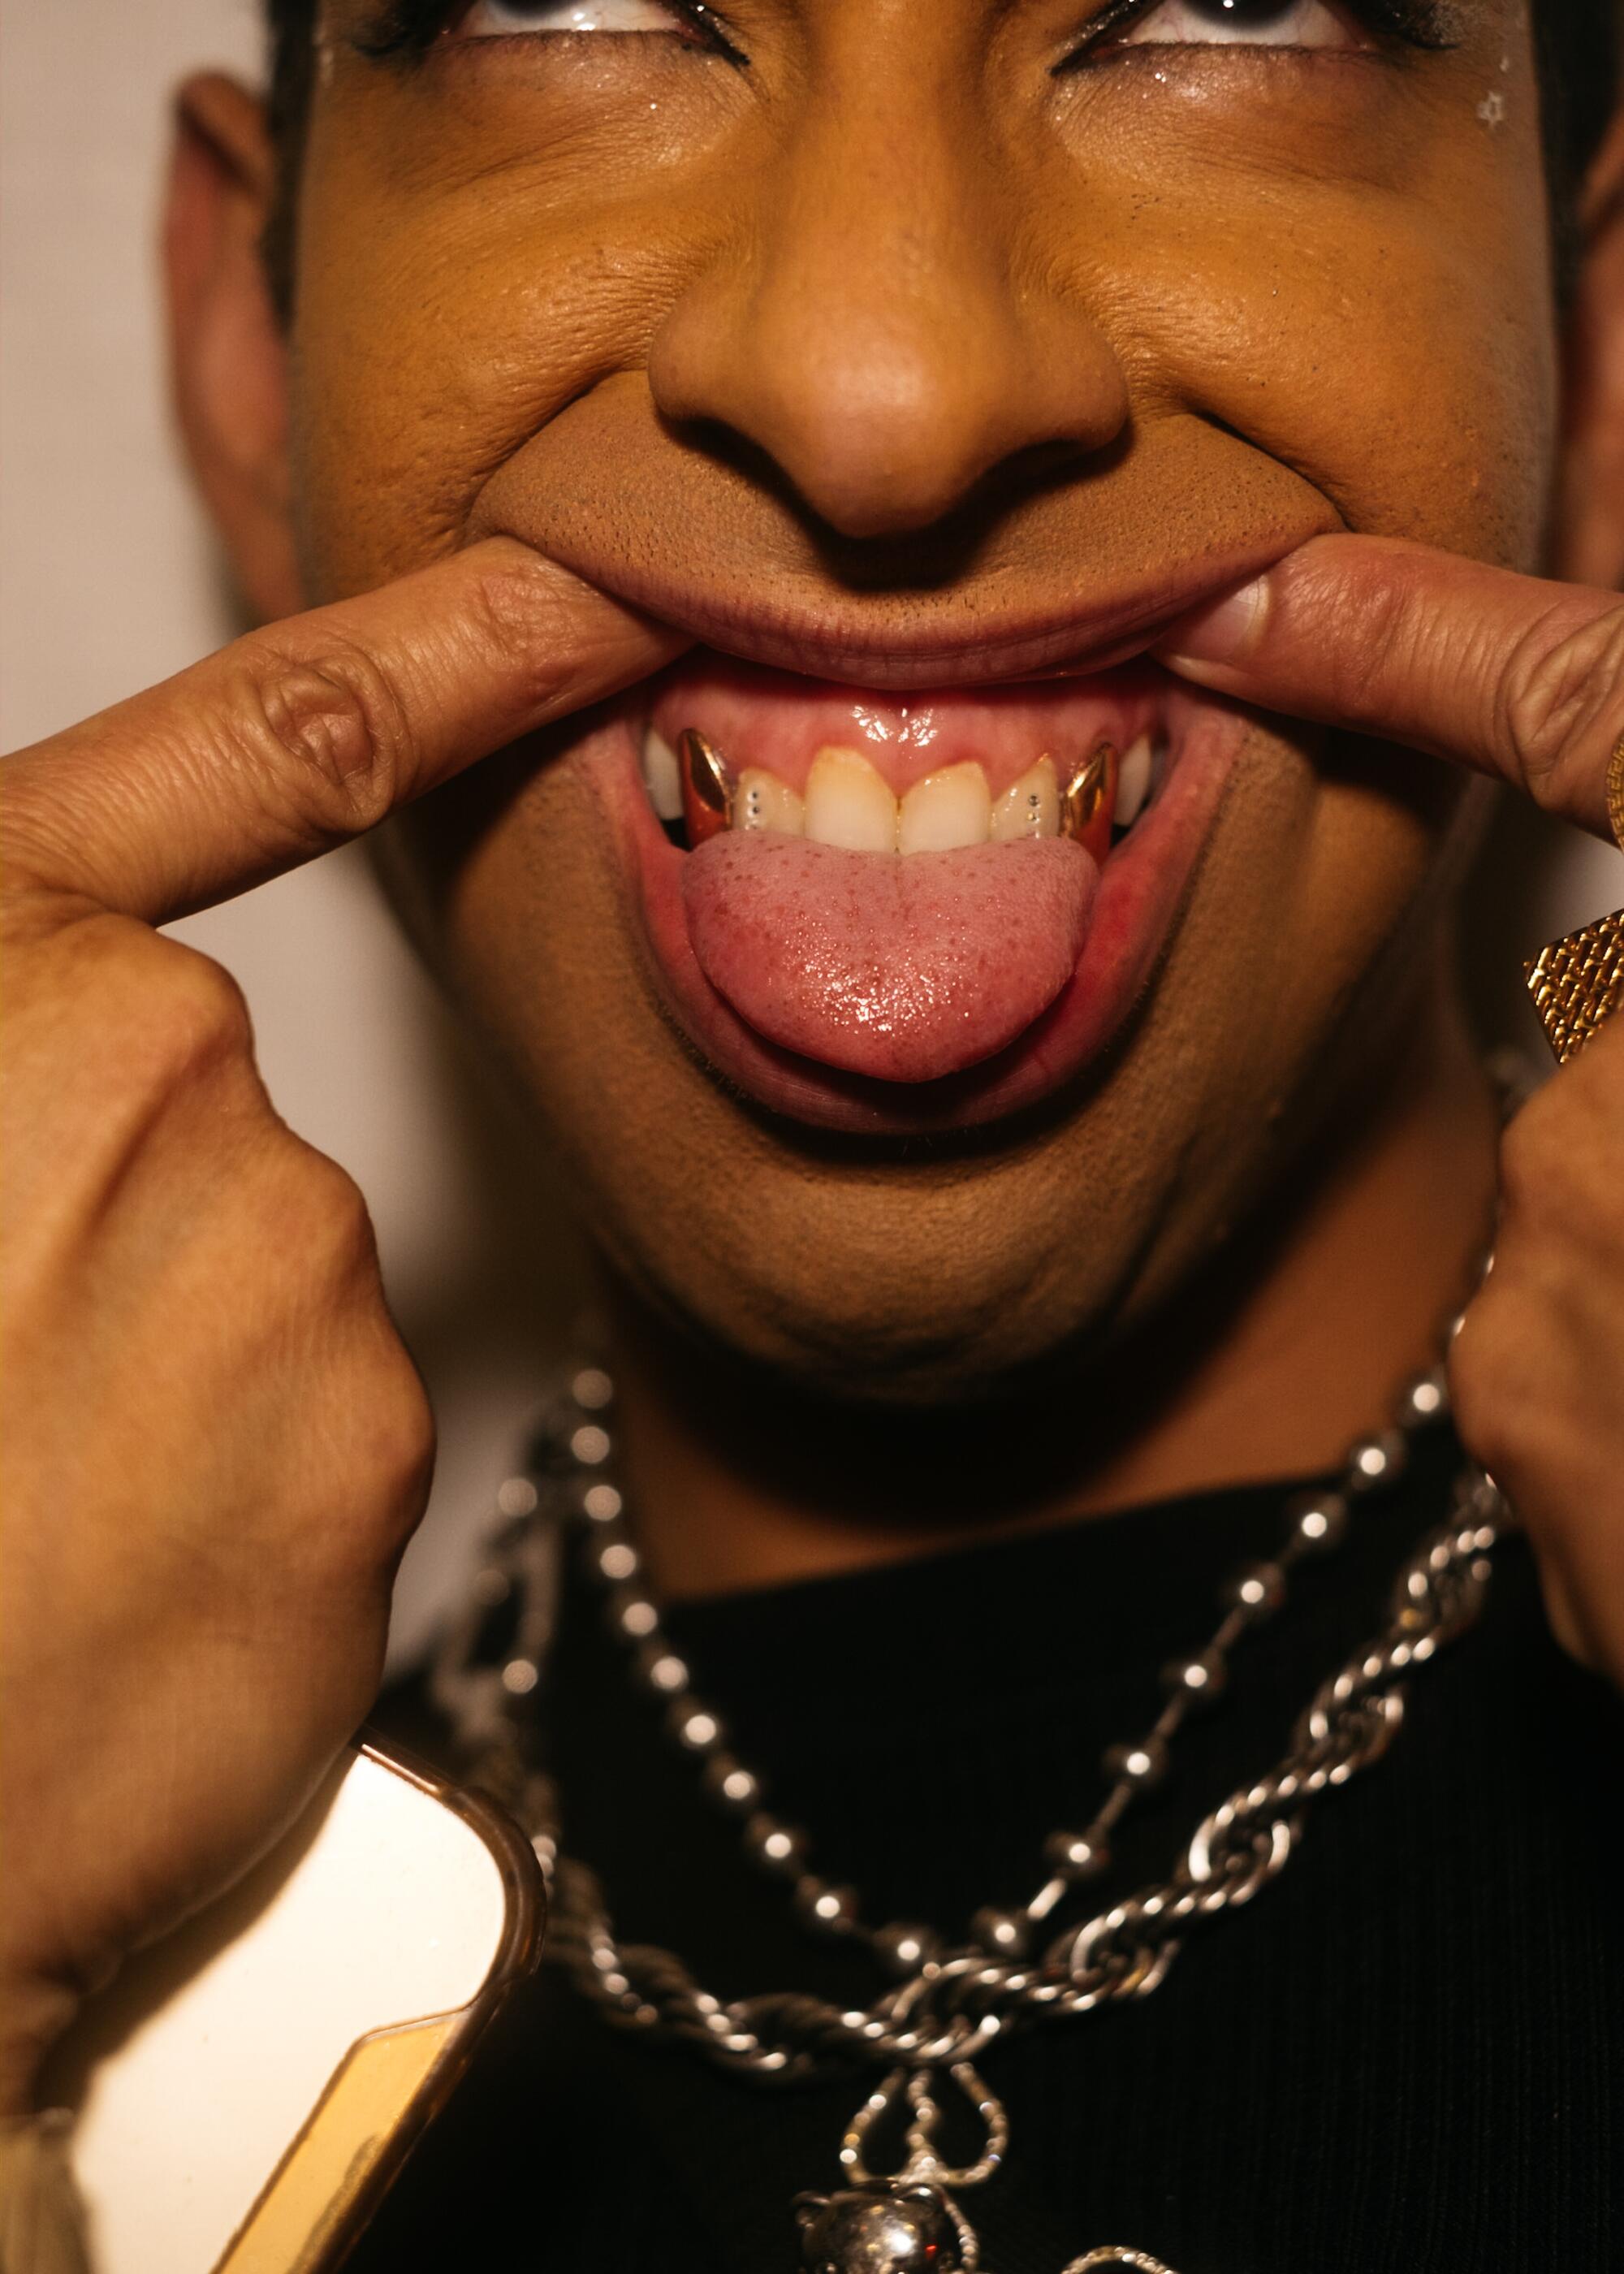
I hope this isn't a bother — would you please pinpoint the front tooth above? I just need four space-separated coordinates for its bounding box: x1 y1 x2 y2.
803 747 898 852
735 767 806 837
990 756 1059 843
898 763 992 854
1113 734 1153 829
641 728 684 822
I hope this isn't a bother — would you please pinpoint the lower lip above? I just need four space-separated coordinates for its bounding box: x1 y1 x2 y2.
585 691 1241 1137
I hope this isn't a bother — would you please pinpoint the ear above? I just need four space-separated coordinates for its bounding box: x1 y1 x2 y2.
1553 104 1624 589
165 74 303 623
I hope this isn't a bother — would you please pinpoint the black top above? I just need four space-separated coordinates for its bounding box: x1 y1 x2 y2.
353 1423 1623 2272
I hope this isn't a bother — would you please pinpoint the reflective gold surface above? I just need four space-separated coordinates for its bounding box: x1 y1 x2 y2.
1524 910 1624 1064
1060 742 1115 841
211 1738 544 2274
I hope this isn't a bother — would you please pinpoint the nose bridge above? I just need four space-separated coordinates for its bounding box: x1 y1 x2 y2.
777 50 996 336
647 39 1129 542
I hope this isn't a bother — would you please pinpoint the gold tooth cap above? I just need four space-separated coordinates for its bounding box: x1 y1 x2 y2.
1060 743 1116 840
678 728 733 817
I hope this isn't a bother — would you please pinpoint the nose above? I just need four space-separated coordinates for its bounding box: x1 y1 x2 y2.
648 63 1129 543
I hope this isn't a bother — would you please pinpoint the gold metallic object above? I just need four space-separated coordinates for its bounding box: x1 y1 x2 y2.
1524 911 1624 1064
1060 742 1116 840
215 1742 544 2274
679 728 733 820
1521 728 1624 1064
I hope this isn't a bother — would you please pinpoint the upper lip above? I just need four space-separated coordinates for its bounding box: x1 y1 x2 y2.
522 533 1305 691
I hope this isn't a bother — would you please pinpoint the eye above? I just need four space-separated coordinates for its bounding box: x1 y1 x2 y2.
1116 0 1360 48
455 0 693 36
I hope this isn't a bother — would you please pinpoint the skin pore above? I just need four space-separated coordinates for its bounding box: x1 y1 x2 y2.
175 0 1577 1596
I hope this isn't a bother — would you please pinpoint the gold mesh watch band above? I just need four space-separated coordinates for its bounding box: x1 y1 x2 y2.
1522 731 1624 1065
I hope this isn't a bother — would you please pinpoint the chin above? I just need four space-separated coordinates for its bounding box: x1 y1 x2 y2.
597 1185 1134 1410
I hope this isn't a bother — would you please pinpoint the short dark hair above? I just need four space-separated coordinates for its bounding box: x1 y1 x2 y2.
261 2 1622 313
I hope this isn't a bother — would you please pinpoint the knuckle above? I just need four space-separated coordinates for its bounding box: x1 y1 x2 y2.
1449 1284 1570 1496
1447 1297 1524 1473
466 556 574 715
1494 1105 1550 1223
372 1360 437 1508
247 1147 432 1568
123 934 255 1090
232 637 416 839
319 1347 434 1574
1497 1087 1608 1243
282 1143 379 1277
0 922 256 1189
1496 599 1624 815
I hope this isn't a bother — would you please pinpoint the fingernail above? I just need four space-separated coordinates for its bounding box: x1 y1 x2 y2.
1159 575 1271 670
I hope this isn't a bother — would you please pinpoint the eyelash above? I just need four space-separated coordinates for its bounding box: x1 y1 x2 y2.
355 0 749 67
354 0 1456 73
1054 0 1459 72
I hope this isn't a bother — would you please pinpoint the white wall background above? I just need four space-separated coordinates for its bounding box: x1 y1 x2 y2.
0 0 588 1663
4 2 1621 1658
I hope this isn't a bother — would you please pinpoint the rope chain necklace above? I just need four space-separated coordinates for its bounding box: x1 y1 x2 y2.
431 1316 1506 2274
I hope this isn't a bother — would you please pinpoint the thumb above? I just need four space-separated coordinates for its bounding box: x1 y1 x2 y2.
1157 534 1624 842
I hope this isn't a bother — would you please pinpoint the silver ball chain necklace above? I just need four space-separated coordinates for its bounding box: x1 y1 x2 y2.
430 1299 1508 2274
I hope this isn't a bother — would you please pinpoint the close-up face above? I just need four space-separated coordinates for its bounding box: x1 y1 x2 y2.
267 0 1564 1399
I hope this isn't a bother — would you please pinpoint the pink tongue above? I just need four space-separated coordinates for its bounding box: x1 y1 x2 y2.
682 835 1095 1083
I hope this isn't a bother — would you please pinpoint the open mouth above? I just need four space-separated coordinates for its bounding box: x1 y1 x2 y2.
590 653 1244 1135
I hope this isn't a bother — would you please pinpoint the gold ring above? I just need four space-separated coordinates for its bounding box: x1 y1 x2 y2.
1522 726 1624 1064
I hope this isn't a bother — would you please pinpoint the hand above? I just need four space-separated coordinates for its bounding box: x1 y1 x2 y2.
1161 534 1624 1680
0 541 680 2112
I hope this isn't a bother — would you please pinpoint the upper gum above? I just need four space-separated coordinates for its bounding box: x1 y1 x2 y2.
646 671 1165 803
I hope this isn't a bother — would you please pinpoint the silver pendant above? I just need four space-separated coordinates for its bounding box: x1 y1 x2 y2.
796 2064 1181 2274
793 2181 1177 2274
794 2179 975 2273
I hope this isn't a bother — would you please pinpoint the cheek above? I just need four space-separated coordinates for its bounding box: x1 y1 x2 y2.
286 112 703 601
1157 215 1554 564
1060 69 1557 570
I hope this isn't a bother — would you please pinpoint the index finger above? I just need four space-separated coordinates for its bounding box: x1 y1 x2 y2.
1 538 685 927
1155 534 1624 841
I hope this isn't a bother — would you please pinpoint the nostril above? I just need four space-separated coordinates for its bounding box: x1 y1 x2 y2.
650 269 1129 543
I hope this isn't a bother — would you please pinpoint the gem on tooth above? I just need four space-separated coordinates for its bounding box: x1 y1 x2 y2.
1113 733 1153 830
641 727 684 822
896 762 992 854
990 754 1060 843
803 746 898 852
735 767 806 837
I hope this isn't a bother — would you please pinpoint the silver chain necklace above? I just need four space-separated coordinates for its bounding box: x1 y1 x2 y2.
430 1323 1505 2274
